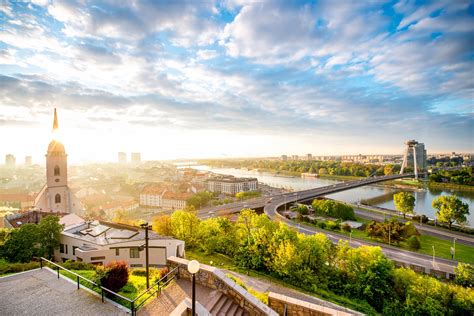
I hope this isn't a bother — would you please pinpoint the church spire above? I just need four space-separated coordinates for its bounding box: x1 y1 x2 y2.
53 108 58 131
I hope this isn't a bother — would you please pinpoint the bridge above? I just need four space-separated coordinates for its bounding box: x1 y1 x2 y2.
198 172 460 275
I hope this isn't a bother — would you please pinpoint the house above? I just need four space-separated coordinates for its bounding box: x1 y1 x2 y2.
55 214 185 267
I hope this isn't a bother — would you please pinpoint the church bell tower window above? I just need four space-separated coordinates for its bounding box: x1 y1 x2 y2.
55 194 61 204
54 165 60 176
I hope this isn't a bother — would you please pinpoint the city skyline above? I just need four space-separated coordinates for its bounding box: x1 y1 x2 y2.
1 1 473 163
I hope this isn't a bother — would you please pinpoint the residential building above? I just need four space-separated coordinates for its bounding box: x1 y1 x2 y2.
5 154 15 168
131 152 141 164
34 109 84 215
205 175 258 195
0 193 35 210
54 214 185 267
118 152 127 164
162 191 191 210
281 155 288 161
139 185 191 210
291 155 299 161
25 156 32 166
306 153 312 161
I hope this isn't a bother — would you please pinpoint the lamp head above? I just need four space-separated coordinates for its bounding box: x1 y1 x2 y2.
187 260 200 274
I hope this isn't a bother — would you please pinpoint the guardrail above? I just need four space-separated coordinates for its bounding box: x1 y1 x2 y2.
40 257 134 314
132 266 179 314
40 257 179 316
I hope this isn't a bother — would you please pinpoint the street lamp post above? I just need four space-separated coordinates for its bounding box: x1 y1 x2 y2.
187 260 200 316
452 238 457 260
140 222 152 289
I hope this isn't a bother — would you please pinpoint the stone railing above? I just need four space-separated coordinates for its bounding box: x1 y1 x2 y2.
268 292 356 316
167 256 277 316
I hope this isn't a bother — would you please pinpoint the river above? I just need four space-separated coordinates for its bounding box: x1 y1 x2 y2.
189 165 474 227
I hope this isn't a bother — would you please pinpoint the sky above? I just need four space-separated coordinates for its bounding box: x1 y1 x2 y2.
0 0 473 163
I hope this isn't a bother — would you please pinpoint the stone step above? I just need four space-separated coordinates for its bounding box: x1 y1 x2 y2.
234 309 243 316
227 304 238 315
206 291 223 311
217 299 233 315
210 295 227 314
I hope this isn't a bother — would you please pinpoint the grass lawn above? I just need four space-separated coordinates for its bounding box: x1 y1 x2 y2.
59 269 148 309
185 249 377 315
412 235 474 264
297 219 474 264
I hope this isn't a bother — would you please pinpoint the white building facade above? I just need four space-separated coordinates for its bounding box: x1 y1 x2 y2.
206 176 258 195
55 214 185 267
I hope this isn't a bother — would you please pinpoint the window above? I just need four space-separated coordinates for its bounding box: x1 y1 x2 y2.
91 256 105 261
115 248 120 256
73 246 78 256
55 194 61 204
65 244 68 254
59 244 64 253
54 165 60 176
130 264 143 267
130 247 140 258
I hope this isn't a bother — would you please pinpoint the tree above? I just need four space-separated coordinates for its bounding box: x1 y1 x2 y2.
454 263 474 288
407 236 420 250
393 192 415 219
2 224 39 262
37 215 63 259
152 215 173 236
432 195 470 229
170 210 200 247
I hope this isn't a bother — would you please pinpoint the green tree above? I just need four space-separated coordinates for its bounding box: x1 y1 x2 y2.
393 192 415 219
37 216 63 259
432 195 470 229
152 215 172 236
454 263 474 288
2 224 39 262
170 210 200 247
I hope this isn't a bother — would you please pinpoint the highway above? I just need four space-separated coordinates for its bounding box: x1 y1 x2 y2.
197 173 462 274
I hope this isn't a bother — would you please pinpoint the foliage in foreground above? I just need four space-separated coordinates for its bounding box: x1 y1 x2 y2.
0 216 63 262
95 260 129 293
152 209 474 314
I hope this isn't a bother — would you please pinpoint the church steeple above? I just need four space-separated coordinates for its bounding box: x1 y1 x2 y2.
53 108 59 131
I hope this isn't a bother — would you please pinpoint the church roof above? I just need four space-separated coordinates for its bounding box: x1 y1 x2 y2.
47 139 66 154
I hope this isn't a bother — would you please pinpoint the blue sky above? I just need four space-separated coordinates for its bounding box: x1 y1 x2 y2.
0 0 473 162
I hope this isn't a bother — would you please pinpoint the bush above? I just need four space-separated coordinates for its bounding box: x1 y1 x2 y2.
326 221 340 231
62 260 96 271
412 214 429 224
407 236 421 250
318 222 327 229
95 261 129 293
341 223 352 232
0 259 39 275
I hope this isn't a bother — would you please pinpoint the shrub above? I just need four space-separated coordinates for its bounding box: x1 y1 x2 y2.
407 236 421 250
341 223 352 232
0 259 39 275
62 260 96 271
318 222 327 229
326 221 340 231
311 218 318 225
95 261 129 293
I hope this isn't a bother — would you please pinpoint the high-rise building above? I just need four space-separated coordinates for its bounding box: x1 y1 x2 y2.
306 153 313 161
25 156 32 166
291 155 299 161
5 154 16 167
281 155 288 161
131 152 141 164
118 152 127 164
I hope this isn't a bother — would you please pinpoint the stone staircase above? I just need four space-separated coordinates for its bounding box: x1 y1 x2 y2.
206 291 249 316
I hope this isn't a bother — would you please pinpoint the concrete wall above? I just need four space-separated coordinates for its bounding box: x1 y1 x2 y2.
167 256 277 316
